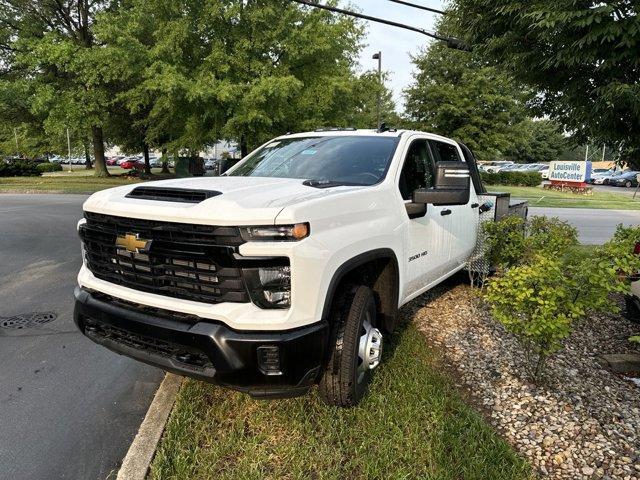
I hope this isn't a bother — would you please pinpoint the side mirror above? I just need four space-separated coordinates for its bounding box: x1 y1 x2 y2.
413 161 470 206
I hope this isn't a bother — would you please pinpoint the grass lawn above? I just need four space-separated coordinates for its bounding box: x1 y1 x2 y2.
149 321 531 480
0 167 171 194
493 185 640 210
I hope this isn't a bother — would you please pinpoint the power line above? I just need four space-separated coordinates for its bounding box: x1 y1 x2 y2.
290 0 470 51
387 0 445 15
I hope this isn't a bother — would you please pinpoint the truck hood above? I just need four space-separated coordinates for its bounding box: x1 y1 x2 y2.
83 176 363 225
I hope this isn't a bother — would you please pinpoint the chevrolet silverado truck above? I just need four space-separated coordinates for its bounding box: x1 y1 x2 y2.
74 128 525 407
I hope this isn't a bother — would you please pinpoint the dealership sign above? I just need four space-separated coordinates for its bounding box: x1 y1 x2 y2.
548 161 592 185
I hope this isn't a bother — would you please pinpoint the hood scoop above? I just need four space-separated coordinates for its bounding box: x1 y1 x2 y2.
126 186 222 204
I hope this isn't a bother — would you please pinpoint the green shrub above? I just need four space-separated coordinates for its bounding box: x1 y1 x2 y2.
483 216 635 382
611 224 640 346
481 171 542 187
482 215 527 268
0 160 40 177
36 162 63 173
481 215 578 270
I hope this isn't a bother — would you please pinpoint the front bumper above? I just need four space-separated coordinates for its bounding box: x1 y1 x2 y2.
74 287 328 398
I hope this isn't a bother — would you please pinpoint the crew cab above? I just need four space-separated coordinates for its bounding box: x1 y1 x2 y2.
74 129 524 407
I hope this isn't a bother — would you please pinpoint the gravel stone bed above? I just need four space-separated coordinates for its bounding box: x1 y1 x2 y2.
410 281 640 480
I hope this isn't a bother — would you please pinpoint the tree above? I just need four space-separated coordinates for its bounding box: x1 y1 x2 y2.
454 0 640 168
403 39 528 160
343 71 401 129
96 0 366 157
504 119 567 163
0 0 114 176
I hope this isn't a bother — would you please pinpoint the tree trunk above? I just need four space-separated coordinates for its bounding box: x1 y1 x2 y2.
240 135 248 158
91 126 109 177
142 142 151 175
161 147 170 174
84 141 92 170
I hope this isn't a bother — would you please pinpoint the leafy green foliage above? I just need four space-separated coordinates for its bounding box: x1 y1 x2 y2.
486 256 574 380
403 18 529 161
481 216 640 382
504 119 567 164
482 216 527 269
482 215 578 271
481 171 542 187
611 224 640 345
0 0 113 176
526 216 579 256
1 1 396 172
453 0 640 168
95 0 384 155
0 160 40 177
36 162 63 173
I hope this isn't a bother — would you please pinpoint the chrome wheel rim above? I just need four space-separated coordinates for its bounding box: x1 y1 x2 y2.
356 312 383 384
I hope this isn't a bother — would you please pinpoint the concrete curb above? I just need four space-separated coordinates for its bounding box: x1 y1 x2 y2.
117 373 183 480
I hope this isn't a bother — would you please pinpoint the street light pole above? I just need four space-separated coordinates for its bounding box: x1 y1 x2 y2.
372 51 382 128
67 128 72 172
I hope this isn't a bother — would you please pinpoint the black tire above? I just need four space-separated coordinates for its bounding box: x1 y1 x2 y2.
318 285 380 407
625 296 640 323
625 180 632 188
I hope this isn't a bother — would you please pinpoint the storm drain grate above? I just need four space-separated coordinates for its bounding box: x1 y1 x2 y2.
0 312 57 330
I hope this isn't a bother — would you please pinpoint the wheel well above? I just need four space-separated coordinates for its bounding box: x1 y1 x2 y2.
323 251 399 334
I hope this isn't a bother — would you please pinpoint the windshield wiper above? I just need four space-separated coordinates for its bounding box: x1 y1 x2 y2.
303 179 350 188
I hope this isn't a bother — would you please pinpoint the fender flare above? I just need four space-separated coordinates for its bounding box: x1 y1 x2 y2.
320 248 400 329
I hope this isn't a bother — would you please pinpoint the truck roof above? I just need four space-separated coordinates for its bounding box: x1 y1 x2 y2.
278 129 457 143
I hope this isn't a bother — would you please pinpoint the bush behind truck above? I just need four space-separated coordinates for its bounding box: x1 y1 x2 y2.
74 128 527 407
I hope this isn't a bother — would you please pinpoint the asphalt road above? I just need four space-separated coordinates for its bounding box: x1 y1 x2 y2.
529 207 640 244
0 194 164 480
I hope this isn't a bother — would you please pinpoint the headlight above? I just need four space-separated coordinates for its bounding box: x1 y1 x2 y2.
243 266 291 308
240 223 309 242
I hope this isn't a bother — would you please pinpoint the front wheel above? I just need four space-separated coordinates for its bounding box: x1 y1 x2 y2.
626 180 633 188
318 285 383 407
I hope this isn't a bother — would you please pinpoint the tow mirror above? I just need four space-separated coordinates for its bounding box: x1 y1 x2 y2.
412 161 470 206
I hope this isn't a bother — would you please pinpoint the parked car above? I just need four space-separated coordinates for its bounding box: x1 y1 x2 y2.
593 170 625 185
611 171 640 188
204 159 219 171
106 155 124 166
481 161 514 173
119 159 144 170
74 128 528 407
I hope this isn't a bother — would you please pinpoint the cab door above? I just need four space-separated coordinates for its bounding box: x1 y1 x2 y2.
428 139 479 267
397 137 452 301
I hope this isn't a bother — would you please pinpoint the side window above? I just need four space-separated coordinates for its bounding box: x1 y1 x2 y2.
398 140 435 201
428 140 462 163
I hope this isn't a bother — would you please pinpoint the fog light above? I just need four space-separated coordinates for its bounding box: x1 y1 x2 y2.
243 265 291 309
257 345 282 376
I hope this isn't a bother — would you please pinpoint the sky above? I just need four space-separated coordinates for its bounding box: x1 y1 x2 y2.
345 0 446 111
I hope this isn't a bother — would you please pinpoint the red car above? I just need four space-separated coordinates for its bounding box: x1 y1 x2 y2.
120 160 144 170
106 156 124 166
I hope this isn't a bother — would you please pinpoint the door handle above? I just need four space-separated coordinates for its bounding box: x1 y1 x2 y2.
471 203 479 208
440 209 452 216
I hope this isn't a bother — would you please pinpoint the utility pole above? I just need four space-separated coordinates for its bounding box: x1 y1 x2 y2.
13 128 19 155
372 51 382 128
601 145 606 162
584 144 589 162
67 128 72 172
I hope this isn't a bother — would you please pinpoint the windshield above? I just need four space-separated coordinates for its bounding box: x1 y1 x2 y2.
228 136 398 186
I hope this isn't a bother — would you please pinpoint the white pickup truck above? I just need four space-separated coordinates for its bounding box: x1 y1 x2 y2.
74 128 525 407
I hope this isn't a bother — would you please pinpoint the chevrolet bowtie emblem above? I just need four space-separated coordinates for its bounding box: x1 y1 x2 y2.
116 233 151 253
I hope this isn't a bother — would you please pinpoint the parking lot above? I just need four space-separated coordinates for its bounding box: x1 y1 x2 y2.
0 195 163 480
